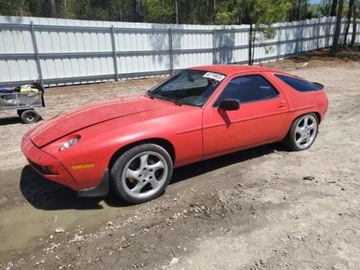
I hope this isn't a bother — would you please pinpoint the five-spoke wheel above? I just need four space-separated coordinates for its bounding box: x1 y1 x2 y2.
286 113 318 151
111 144 173 204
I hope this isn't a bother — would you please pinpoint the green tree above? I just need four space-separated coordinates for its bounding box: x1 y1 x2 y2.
106 0 136 21
0 0 30 16
214 0 238 24
143 0 173 23
288 0 310 21
233 0 292 64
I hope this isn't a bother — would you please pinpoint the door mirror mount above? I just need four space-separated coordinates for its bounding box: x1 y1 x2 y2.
218 99 240 111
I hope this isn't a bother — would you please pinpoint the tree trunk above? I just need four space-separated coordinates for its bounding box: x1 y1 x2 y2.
206 0 216 24
350 0 358 47
343 0 355 45
329 0 344 56
213 0 216 23
296 0 300 20
330 0 338 17
48 0 56 17
173 0 179 24
248 23 253 65
133 0 144 22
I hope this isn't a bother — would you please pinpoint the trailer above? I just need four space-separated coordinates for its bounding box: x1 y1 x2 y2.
0 82 45 124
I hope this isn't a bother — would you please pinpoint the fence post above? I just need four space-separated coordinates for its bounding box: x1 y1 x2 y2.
277 24 282 60
30 21 43 86
296 21 301 54
326 17 331 48
168 28 174 74
316 18 320 50
111 26 119 81
213 29 217 64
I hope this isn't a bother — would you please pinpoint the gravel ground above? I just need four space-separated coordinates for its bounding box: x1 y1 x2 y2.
0 50 359 270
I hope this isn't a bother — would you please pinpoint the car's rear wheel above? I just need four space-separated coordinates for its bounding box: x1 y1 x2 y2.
111 144 173 204
285 113 318 151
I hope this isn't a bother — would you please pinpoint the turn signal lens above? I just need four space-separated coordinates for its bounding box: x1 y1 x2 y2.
59 136 80 151
72 163 95 170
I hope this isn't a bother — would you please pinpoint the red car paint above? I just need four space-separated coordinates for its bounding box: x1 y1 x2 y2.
21 65 329 194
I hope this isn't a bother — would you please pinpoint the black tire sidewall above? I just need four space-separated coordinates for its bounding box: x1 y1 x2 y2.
111 144 173 204
21 110 39 124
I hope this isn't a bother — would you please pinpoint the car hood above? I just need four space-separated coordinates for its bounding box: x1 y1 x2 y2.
29 95 172 147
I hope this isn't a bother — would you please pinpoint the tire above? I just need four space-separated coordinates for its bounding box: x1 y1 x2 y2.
285 113 318 151
111 144 173 204
17 110 24 117
20 109 40 124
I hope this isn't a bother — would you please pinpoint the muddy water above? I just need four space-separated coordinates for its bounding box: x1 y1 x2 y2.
0 166 134 263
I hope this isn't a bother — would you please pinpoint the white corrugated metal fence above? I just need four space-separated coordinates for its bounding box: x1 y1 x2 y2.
0 16 358 87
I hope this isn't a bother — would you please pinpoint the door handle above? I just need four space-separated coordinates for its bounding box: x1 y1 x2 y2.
278 100 285 108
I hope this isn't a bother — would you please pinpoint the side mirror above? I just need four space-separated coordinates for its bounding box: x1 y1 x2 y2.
218 99 240 111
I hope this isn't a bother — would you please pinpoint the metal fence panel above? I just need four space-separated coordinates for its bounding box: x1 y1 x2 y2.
0 15 359 88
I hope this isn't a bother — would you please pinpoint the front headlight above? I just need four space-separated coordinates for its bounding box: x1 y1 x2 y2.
59 136 80 151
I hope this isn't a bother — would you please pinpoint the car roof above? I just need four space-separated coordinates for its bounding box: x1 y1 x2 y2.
189 65 285 76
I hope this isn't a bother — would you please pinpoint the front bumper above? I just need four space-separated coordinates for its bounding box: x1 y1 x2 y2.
77 170 109 197
21 133 79 190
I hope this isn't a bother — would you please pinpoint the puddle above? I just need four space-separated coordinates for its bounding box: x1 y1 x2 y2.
0 199 133 263
0 164 138 264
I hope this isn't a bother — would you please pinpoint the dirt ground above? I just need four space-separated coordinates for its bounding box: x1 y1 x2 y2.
0 49 359 270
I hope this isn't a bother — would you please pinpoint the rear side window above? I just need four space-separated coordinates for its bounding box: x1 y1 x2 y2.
276 74 324 92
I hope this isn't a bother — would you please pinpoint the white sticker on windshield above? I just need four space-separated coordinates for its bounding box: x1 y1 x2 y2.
203 72 225 81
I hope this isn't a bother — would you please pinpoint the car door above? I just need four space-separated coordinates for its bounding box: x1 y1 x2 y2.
202 73 289 157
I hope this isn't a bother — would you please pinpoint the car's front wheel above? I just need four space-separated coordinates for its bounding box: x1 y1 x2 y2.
111 144 173 204
285 113 318 151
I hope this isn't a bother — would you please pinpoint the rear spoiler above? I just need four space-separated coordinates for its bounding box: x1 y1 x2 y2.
313 82 324 90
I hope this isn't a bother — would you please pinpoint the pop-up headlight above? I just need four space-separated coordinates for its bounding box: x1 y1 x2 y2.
59 136 80 151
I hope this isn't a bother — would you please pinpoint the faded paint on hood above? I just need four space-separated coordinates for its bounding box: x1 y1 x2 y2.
29 95 171 147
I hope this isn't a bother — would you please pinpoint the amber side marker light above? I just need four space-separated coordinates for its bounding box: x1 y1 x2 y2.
72 163 95 170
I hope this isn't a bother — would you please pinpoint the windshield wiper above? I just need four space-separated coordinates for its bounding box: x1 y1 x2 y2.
147 91 182 106
159 95 182 106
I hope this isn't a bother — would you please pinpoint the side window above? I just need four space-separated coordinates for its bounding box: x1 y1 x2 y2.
214 75 279 107
275 74 323 92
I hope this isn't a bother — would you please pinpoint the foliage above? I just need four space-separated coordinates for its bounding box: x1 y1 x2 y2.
1 0 357 59
0 0 30 16
143 0 173 23
0 0 336 24
228 0 292 64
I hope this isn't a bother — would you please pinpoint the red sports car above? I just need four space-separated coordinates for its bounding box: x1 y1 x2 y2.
21 65 328 204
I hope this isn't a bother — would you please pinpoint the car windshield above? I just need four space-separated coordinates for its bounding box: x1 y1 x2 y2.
148 70 226 107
